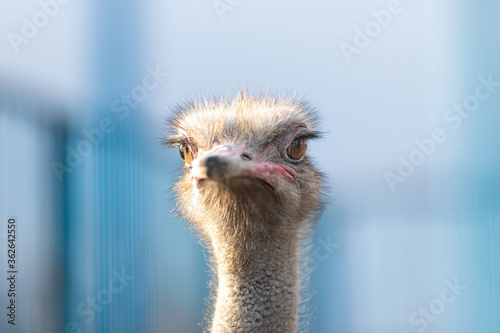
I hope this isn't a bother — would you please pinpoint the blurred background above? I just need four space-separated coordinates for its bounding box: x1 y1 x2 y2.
1 0 499 332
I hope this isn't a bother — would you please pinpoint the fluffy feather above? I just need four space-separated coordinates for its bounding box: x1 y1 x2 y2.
166 91 325 332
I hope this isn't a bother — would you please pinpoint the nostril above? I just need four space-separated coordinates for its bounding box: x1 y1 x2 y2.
204 156 220 167
241 153 253 161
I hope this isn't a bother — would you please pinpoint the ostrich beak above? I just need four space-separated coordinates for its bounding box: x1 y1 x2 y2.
191 145 297 189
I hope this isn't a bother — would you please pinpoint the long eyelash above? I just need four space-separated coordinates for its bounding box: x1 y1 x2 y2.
165 136 183 147
295 131 322 141
165 134 191 147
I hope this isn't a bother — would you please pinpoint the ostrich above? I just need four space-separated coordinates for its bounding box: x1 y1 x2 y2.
166 91 324 332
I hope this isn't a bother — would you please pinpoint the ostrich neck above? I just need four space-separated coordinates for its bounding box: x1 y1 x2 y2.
209 225 301 333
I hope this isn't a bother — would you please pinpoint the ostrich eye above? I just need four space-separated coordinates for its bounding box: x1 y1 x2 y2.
179 144 194 164
286 138 307 160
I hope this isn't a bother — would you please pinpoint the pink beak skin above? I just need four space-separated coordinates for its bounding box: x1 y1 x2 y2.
190 145 297 189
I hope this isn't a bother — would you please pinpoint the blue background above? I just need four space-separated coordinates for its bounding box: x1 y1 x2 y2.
0 0 499 332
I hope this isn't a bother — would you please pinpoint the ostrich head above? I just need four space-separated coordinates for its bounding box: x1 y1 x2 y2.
166 91 324 332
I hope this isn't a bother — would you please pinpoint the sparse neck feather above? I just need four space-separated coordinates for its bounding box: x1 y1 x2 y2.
207 216 302 333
